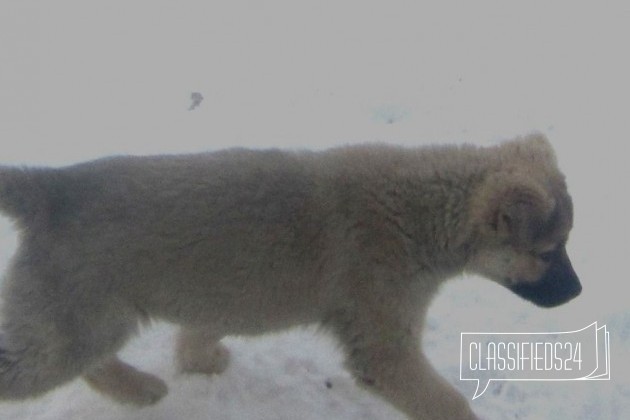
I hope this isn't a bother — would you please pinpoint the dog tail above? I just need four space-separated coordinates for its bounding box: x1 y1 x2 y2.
0 166 49 224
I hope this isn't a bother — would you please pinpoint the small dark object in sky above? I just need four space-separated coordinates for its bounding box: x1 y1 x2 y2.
189 92 204 110
325 379 333 389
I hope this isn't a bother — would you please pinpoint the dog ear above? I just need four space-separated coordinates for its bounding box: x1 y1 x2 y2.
474 173 555 245
494 187 552 245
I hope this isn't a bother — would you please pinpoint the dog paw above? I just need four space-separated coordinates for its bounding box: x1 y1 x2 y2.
124 372 168 406
84 359 168 406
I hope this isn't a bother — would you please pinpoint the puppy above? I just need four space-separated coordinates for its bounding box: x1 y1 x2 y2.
0 134 580 419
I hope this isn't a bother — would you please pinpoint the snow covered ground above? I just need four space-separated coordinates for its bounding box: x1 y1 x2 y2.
1 1 629 419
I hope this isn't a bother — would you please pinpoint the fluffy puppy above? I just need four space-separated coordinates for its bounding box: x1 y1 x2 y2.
0 134 580 419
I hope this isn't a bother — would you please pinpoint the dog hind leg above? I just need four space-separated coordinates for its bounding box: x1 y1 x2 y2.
0 324 130 401
83 356 168 406
0 264 143 402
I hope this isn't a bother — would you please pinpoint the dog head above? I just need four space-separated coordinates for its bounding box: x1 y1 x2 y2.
466 135 581 308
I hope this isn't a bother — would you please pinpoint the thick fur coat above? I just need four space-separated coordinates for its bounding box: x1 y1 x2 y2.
0 134 580 419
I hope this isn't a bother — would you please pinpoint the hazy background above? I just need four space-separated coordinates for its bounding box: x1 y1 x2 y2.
1 1 628 419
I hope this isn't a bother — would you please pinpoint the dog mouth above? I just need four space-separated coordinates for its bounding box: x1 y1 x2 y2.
507 247 582 308
509 277 582 308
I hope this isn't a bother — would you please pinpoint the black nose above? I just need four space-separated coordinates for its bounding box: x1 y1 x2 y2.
508 247 581 308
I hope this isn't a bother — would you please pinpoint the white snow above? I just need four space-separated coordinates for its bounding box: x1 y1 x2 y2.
1 1 629 419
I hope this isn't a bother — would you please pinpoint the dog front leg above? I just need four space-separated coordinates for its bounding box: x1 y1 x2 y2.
330 307 477 420
175 328 230 375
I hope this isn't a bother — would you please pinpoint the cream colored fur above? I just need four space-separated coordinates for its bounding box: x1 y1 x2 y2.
0 133 580 420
